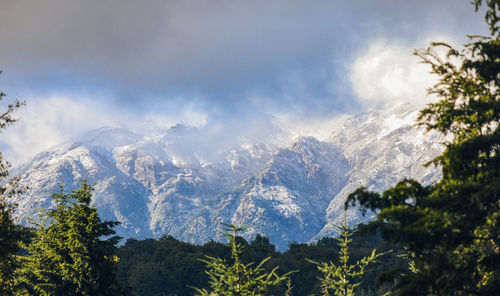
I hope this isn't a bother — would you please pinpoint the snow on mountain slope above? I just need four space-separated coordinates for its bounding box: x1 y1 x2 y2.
11 104 444 249
11 126 273 240
176 137 350 249
315 104 443 239
11 134 153 238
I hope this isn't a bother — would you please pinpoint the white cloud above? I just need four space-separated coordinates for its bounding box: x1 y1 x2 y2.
0 92 287 166
0 93 210 165
0 95 117 164
349 38 446 108
273 113 349 143
142 102 208 132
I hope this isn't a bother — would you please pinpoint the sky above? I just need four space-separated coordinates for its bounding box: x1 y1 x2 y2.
0 0 490 164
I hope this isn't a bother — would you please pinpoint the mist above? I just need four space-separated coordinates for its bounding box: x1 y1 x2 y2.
0 0 488 165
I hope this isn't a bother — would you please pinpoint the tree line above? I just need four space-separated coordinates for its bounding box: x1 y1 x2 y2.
115 222 404 296
0 0 499 294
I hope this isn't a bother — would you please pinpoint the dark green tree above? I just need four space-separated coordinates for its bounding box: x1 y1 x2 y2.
114 229 406 295
0 71 26 294
194 224 292 296
346 1 500 295
15 181 126 296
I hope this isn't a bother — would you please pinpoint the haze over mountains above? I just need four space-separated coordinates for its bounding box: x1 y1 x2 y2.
12 103 443 250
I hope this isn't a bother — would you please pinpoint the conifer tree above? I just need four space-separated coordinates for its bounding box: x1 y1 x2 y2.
15 180 126 296
0 72 26 294
194 224 291 296
345 1 500 294
308 217 380 296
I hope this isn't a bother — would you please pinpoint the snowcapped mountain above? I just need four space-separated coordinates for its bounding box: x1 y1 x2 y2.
175 137 350 246
11 104 443 250
316 104 444 239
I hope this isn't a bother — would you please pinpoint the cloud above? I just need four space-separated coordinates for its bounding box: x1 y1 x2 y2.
350 40 434 107
0 93 286 165
0 95 118 164
349 36 462 108
0 0 486 108
0 94 213 164
273 113 349 142
0 0 490 164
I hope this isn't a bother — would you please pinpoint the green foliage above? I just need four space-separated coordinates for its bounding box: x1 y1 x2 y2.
0 160 25 294
115 228 405 295
284 279 293 296
116 236 224 296
308 218 381 296
0 158 24 294
15 181 126 296
346 1 500 295
0 71 26 294
194 224 292 296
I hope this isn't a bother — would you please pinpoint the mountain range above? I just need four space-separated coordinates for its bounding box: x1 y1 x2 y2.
11 103 444 250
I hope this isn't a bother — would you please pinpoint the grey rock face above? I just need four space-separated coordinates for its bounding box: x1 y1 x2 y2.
12 104 443 250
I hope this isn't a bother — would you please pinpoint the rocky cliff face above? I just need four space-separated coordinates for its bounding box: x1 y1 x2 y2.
12 104 443 250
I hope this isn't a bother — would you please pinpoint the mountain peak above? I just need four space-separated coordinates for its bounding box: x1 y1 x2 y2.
12 106 442 250
78 126 143 148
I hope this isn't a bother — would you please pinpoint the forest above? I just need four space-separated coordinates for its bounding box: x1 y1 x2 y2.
115 224 405 295
0 0 499 295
